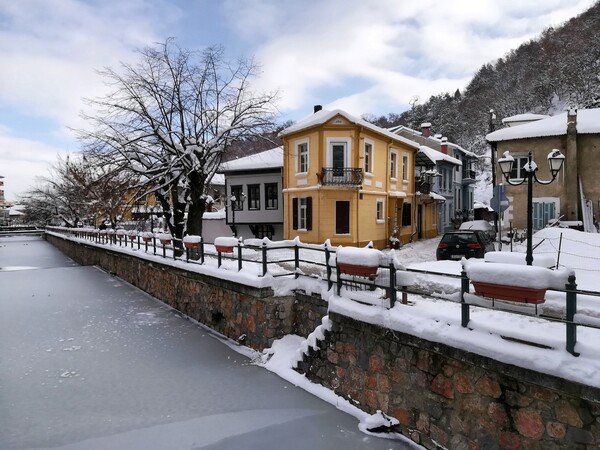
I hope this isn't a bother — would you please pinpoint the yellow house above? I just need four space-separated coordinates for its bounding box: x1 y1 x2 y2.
279 107 423 249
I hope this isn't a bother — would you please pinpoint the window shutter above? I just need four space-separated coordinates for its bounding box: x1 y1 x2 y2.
293 198 298 230
307 197 313 230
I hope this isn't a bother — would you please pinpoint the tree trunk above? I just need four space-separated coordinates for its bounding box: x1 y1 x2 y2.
185 171 206 238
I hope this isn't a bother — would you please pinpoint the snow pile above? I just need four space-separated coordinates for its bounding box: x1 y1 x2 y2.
214 236 240 247
336 246 382 267
183 235 202 244
156 233 172 242
464 259 574 290
293 315 333 369
484 251 555 268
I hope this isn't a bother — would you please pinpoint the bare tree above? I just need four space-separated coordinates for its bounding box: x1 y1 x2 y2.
78 40 278 250
21 154 139 228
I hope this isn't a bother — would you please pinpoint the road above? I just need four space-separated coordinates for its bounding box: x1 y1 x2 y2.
0 235 411 449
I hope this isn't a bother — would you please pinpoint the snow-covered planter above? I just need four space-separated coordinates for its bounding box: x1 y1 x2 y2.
183 235 202 249
115 229 126 237
140 232 154 243
156 233 172 246
127 230 138 241
336 246 382 279
465 260 574 304
214 236 239 253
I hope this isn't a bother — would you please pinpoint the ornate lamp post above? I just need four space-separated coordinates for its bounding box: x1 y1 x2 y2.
497 149 565 265
226 192 246 237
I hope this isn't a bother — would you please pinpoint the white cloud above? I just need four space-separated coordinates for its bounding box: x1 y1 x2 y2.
0 127 69 201
235 0 597 117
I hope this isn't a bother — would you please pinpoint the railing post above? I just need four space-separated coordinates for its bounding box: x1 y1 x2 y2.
566 274 580 357
237 242 242 271
200 237 204 264
336 265 341 296
137 236 140 251
461 270 470 327
325 246 333 290
261 242 268 276
294 244 300 279
389 261 397 308
186 247 190 262
218 250 222 268
153 237 156 255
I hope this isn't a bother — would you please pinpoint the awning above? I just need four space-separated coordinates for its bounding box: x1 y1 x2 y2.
429 192 446 201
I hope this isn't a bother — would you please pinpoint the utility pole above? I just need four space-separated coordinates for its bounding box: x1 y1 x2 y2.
488 109 499 240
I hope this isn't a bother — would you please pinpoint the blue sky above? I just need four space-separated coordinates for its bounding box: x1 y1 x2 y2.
0 0 596 201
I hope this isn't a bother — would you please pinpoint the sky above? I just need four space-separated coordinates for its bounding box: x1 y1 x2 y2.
0 0 597 202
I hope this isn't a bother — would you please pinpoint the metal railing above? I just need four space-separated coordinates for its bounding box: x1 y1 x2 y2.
45 226 599 357
319 167 363 186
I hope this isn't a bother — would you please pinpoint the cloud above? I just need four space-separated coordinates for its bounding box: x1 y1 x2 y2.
0 127 69 201
228 0 597 117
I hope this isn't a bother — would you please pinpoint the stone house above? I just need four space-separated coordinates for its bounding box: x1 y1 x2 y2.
486 108 600 231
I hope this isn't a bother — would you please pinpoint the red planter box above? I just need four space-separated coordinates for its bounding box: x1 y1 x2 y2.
159 239 172 246
215 245 234 253
142 237 153 243
472 281 546 304
338 263 378 279
184 242 199 249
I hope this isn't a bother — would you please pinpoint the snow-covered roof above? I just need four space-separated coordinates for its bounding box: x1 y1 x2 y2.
210 173 225 186
219 146 283 173
418 145 462 166
487 108 600 142
388 125 478 159
279 110 419 150
501 113 550 126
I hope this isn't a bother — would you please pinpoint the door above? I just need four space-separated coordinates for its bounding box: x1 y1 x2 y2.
332 144 346 179
335 201 350 234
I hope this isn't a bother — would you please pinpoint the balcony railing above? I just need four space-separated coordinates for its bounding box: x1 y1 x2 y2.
462 168 476 183
319 168 364 187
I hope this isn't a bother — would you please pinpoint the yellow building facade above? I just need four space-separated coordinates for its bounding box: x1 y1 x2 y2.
280 109 425 249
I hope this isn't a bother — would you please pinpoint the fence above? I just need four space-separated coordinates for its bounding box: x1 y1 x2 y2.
46 226 600 357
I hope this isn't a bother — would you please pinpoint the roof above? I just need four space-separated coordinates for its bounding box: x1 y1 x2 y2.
487 108 600 142
219 146 283 172
388 125 478 159
417 146 462 166
501 113 550 125
279 109 419 149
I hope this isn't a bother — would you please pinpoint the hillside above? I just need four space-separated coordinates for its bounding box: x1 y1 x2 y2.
365 1 600 156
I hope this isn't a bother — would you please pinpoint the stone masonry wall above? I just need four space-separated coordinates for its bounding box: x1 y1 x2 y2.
46 234 300 350
297 311 600 450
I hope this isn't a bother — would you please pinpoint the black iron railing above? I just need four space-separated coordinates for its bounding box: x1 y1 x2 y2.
462 168 476 181
320 168 363 186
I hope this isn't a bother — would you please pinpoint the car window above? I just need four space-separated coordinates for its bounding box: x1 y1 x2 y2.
441 233 477 245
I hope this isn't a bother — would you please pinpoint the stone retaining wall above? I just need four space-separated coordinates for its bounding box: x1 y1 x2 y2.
46 233 300 350
297 311 600 450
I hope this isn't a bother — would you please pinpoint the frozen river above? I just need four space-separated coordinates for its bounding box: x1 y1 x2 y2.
0 235 411 449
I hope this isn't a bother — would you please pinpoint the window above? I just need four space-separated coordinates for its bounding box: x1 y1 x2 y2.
364 141 373 174
292 197 312 230
336 201 350 234
533 201 556 230
297 140 309 174
376 199 385 223
265 183 278 209
230 185 243 211
402 155 409 180
401 202 411 227
509 156 529 181
247 184 260 210
390 151 398 179
327 138 351 176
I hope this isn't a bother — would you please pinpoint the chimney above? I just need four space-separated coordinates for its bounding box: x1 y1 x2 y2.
567 107 577 126
421 122 431 138
440 137 448 155
314 104 323 113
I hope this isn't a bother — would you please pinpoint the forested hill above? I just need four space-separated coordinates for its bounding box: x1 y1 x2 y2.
365 0 600 155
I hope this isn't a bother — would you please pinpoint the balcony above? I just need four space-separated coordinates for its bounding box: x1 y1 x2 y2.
462 168 476 184
319 168 363 187
415 178 431 194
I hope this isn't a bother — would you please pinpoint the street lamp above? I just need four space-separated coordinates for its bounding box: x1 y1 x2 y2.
498 149 565 266
226 192 246 237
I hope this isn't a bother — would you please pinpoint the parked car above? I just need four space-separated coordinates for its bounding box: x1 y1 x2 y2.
459 220 496 240
436 230 495 260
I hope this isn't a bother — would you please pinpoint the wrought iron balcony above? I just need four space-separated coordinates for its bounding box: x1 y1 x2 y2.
415 178 431 194
319 168 364 187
